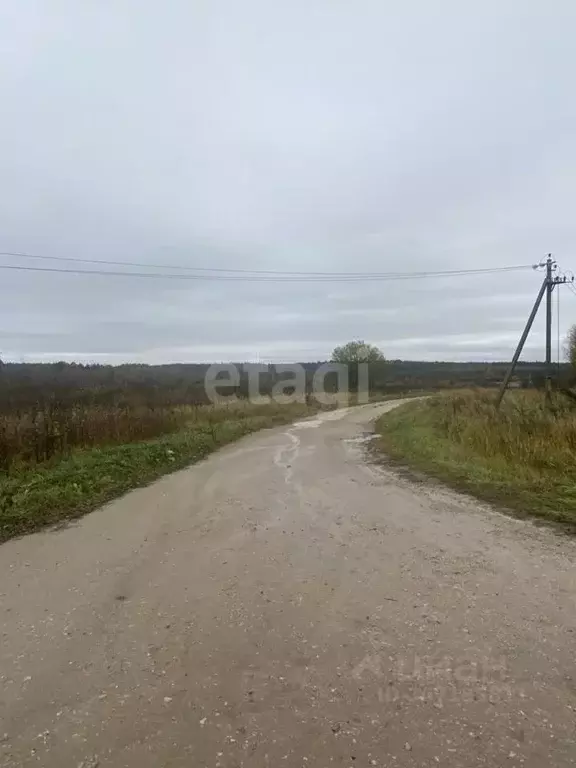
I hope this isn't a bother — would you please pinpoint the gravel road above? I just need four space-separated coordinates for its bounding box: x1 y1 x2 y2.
1 400 576 767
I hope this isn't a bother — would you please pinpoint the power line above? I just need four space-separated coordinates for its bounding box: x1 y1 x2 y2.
3 250 417 276
0 258 535 282
0 262 534 282
0 250 535 277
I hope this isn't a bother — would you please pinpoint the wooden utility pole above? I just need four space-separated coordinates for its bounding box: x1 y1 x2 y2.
496 254 568 410
545 254 554 406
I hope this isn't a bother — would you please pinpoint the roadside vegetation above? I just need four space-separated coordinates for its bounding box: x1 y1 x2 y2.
3 346 572 543
376 389 576 528
0 400 320 543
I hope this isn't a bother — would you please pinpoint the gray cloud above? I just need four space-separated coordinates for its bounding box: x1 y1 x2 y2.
1 1 575 363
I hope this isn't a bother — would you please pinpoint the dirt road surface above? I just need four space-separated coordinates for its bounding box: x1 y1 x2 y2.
1 401 576 767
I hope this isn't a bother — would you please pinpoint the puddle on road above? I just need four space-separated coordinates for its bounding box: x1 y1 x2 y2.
343 432 379 445
342 432 379 461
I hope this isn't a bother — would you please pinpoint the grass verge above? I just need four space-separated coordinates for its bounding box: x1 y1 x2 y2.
376 390 576 529
0 401 319 543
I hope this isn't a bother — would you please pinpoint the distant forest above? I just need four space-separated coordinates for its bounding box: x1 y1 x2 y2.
0 360 569 412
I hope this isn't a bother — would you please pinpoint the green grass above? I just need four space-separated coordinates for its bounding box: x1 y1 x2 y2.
0 401 319 543
376 390 576 529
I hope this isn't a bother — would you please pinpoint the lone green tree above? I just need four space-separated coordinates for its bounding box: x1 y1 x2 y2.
332 340 385 364
331 340 385 394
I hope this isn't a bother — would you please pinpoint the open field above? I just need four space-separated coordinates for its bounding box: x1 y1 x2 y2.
376 389 576 528
0 403 188 471
0 358 566 474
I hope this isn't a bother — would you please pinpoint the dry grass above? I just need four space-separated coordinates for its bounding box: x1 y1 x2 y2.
0 405 182 470
427 389 576 469
376 389 576 527
0 399 325 473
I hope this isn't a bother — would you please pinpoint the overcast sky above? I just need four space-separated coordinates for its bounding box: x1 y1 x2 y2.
1 1 575 363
